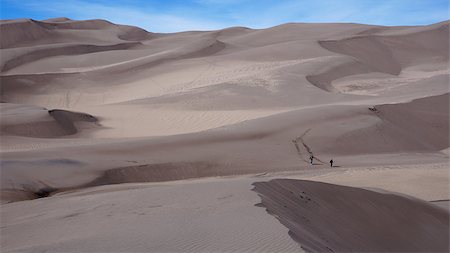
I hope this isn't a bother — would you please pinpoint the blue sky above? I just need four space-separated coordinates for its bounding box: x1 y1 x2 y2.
1 0 448 32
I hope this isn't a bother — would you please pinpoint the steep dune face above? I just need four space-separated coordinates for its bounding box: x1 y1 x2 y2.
375 93 449 150
323 21 449 70
253 179 450 252
319 36 402 76
0 19 53 49
322 93 450 154
86 162 228 186
306 59 373 91
308 21 449 92
0 104 98 138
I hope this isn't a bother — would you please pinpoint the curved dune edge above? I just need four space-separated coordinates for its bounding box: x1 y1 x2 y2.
0 161 270 203
1 42 142 72
48 109 99 135
307 21 449 92
0 104 99 138
86 162 231 186
252 179 450 252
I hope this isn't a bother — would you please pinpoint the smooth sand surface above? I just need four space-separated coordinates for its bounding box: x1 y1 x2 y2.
1 18 449 252
2 163 448 252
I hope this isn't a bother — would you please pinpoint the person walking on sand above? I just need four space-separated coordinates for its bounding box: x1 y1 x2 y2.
310 155 314 165
330 159 334 167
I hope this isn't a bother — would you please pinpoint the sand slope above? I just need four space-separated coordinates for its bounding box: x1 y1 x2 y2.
1 163 448 252
1 176 304 253
253 179 449 252
0 103 99 138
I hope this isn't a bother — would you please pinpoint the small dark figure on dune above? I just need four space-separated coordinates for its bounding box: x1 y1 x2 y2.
310 155 314 165
330 159 334 167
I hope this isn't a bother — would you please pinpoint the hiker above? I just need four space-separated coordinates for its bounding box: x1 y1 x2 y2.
310 155 314 165
330 159 333 167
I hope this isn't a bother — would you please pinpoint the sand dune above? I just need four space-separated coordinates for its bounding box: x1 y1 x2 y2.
1 42 142 73
0 18 154 49
309 21 449 92
253 179 449 252
0 19 53 49
0 103 99 138
1 17 449 252
1 176 305 253
1 163 448 252
326 93 450 154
